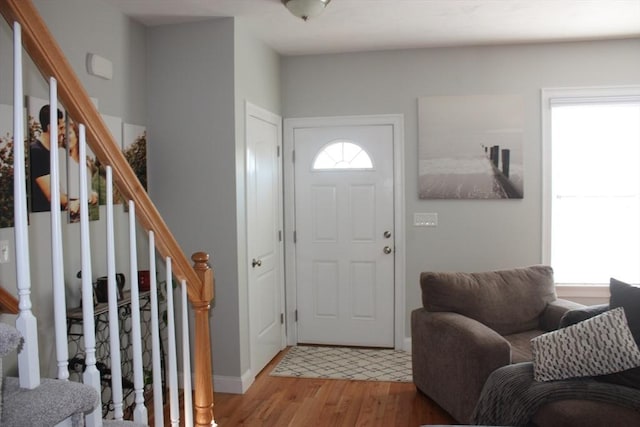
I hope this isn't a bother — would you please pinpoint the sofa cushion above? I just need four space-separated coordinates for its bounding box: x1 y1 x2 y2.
504 329 544 363
421 265 557 335
609 278 640 344
560 304 609 328
531 307 640 382
595 278 640 390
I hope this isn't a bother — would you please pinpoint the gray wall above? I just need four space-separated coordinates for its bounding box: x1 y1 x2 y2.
233 19 281 380
147 17 281 382
280 38 640 334
147 18 241 378
0 0 147 376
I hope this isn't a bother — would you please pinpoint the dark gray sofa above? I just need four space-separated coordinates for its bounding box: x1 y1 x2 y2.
412 266 640 426
411 265 583 424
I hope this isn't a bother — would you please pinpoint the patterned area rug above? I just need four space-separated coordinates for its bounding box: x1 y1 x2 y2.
270 345 412 382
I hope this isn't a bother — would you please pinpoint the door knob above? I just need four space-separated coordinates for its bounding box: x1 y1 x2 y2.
252 258 262 268
383 246 392 254
383 231 391 238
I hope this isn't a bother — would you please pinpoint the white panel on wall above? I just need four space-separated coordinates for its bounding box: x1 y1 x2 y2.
312 185 337 242
351 261 375 319
350 184 375 242
313 261 338 317
101 114 123 206
102 114 123 149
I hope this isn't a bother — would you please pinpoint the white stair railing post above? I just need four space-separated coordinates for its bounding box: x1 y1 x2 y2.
166 258 179 427
149 231 164 427
49 78 70 382
181 280 193 427
106 167 124 419
13 21 40 389
79 124 103 427
128 200 148 423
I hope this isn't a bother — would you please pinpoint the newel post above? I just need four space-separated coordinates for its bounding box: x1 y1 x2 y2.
191 252 215 426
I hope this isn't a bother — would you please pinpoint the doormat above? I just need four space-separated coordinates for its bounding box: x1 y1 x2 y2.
270 345 412 382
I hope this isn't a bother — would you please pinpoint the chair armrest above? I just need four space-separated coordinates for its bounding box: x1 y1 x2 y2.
412 309 511 423
539 298 585 331
559 304 610 328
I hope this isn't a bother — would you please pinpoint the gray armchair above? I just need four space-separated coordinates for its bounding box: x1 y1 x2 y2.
411 265 582 424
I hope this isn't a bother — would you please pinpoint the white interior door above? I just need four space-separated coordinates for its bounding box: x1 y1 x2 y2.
246 103 285 376
294 124 395 347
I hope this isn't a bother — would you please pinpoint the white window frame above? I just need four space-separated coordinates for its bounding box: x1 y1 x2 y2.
541 85 640 299
312 140 374 170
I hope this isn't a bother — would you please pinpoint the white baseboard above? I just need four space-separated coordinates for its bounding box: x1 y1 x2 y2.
403 337 411 352
213 369 254 394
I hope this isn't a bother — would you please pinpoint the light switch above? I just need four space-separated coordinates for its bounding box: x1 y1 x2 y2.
414 212 438 227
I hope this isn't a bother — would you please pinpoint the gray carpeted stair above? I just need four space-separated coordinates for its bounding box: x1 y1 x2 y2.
0 322 146 426
2 376 99 426
103 420 148 427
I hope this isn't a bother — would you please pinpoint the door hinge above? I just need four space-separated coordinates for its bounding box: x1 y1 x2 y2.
293 230 297 243
280 313 284 324
292 150 295 163
277 146 280 157
278 230 282 242
295 309 298 322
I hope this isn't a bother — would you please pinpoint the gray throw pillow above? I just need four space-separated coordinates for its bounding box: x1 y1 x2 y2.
531 307 640 382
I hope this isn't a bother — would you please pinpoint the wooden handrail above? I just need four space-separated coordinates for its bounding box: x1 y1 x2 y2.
0 0 207 302
0 285 18 314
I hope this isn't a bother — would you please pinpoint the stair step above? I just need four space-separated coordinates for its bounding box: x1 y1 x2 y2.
2 377 98 426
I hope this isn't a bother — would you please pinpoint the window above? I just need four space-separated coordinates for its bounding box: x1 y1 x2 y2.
542 87 640 284
312 141 373 170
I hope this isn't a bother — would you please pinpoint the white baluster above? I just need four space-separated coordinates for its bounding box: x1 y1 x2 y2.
79 124 103 427
49 78 70 382
128 201 148 423
149 231 164 427
106 167 124 419
181 280 193 427
166 258 179 427
13 21 40 389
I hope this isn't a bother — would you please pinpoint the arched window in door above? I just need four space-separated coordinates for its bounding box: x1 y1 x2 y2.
312 141 373 170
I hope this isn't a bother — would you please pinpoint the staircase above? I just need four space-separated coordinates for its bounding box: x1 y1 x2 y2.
0 0 216 425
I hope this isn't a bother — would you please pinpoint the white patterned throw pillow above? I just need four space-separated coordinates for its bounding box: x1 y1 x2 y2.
531 307 640 382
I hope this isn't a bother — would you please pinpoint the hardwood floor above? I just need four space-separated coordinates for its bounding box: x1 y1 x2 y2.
213 348 456 427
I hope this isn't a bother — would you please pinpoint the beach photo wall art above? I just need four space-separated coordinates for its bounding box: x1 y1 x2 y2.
418 94 524 199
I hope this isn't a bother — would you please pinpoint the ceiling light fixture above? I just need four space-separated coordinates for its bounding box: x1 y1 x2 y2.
282 0 332 21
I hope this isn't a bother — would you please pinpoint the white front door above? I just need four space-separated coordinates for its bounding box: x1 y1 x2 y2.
294 124 395 347
246 103 285 376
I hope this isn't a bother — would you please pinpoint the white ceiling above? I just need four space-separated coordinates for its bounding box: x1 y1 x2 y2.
102 0 640 56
